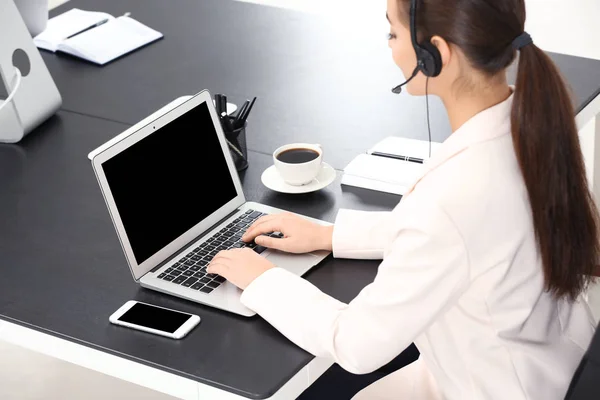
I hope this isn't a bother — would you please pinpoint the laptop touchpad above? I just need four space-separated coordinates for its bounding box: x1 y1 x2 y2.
264 251 320 276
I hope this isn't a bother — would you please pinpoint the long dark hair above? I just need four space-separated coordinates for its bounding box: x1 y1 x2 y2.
397 0 599 300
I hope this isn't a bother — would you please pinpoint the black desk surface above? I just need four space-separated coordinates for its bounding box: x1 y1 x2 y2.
0 111 398 398
44 0 600 170
2 0 600 398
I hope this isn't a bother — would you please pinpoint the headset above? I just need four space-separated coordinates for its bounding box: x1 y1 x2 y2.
392 0 442 94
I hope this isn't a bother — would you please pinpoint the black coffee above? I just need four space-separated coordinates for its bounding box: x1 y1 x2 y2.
276 148 319 164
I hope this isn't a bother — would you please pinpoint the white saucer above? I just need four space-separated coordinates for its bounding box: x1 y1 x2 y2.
261 163 336 194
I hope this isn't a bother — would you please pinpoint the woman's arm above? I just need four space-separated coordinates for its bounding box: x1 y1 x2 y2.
332 210 395 260
241 200 469 374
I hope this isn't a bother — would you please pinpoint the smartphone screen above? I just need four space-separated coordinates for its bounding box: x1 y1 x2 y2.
118 302 192 333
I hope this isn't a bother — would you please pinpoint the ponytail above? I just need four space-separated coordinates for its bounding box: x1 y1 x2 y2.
511 45 600 300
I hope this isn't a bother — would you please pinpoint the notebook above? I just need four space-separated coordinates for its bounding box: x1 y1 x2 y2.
341 137 442 195
33 8 163 65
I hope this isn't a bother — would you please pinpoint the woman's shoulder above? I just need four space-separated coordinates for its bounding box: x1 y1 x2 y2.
407 139 530 233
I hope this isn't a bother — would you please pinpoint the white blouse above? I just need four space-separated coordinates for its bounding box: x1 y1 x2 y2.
241 94 597 400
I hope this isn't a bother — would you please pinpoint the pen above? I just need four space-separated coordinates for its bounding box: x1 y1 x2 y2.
220 94 228 117
215 94 223 116
66 18 109 39
239 97 257 126
371 151 424 164
234 100 250 129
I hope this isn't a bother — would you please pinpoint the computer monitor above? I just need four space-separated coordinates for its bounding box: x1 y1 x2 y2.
0 0 61 143
14 0 48 37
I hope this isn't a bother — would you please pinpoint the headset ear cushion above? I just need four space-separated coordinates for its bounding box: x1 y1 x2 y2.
419 42 443 77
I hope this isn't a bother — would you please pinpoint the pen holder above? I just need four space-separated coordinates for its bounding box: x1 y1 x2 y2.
223 117 248 172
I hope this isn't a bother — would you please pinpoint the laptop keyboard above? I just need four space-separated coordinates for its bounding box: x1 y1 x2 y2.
156 209 283 294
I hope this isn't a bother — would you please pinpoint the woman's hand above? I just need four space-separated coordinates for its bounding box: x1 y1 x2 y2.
207 248 275 289
242 213 334 254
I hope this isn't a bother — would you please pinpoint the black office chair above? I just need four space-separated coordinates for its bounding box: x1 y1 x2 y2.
564 320 600 399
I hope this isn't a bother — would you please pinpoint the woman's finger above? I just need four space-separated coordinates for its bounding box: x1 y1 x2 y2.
243 218 284 242
254 235 292 252
211 250 233 262
243 215 278 236
247 214 278 229
206 261 225 276
207 261 227 275
245 215 280 234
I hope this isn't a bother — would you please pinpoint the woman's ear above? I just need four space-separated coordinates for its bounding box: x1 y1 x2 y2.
431 35 452 68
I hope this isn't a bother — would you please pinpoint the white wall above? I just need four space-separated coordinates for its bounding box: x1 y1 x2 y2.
234 0 600 60
48 0 600 61
526 0 600 61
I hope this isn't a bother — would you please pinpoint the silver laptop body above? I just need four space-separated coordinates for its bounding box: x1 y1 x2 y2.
90 90 330 317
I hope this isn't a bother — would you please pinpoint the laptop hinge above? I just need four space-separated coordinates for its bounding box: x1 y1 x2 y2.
149 207 244 273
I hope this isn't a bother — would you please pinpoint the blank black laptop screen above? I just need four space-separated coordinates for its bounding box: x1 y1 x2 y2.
102 101 238 265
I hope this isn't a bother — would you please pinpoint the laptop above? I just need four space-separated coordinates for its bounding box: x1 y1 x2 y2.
89 90 331 317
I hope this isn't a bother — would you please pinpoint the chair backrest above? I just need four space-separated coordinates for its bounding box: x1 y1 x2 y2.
564 322 600 399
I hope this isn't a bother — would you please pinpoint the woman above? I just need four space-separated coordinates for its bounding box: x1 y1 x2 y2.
208 0 599 398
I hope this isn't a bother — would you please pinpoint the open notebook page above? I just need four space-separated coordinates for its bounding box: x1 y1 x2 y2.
34 8 114 52
57 16 163 65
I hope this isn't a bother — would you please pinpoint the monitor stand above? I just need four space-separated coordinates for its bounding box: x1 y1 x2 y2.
0 0 61 143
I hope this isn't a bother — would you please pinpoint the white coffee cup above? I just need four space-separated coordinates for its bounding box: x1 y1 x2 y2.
273 143 323 186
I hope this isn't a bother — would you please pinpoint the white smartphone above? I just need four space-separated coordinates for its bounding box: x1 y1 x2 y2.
109 300 200 339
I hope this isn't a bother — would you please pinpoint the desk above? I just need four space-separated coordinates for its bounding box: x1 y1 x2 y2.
1 0 600 399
